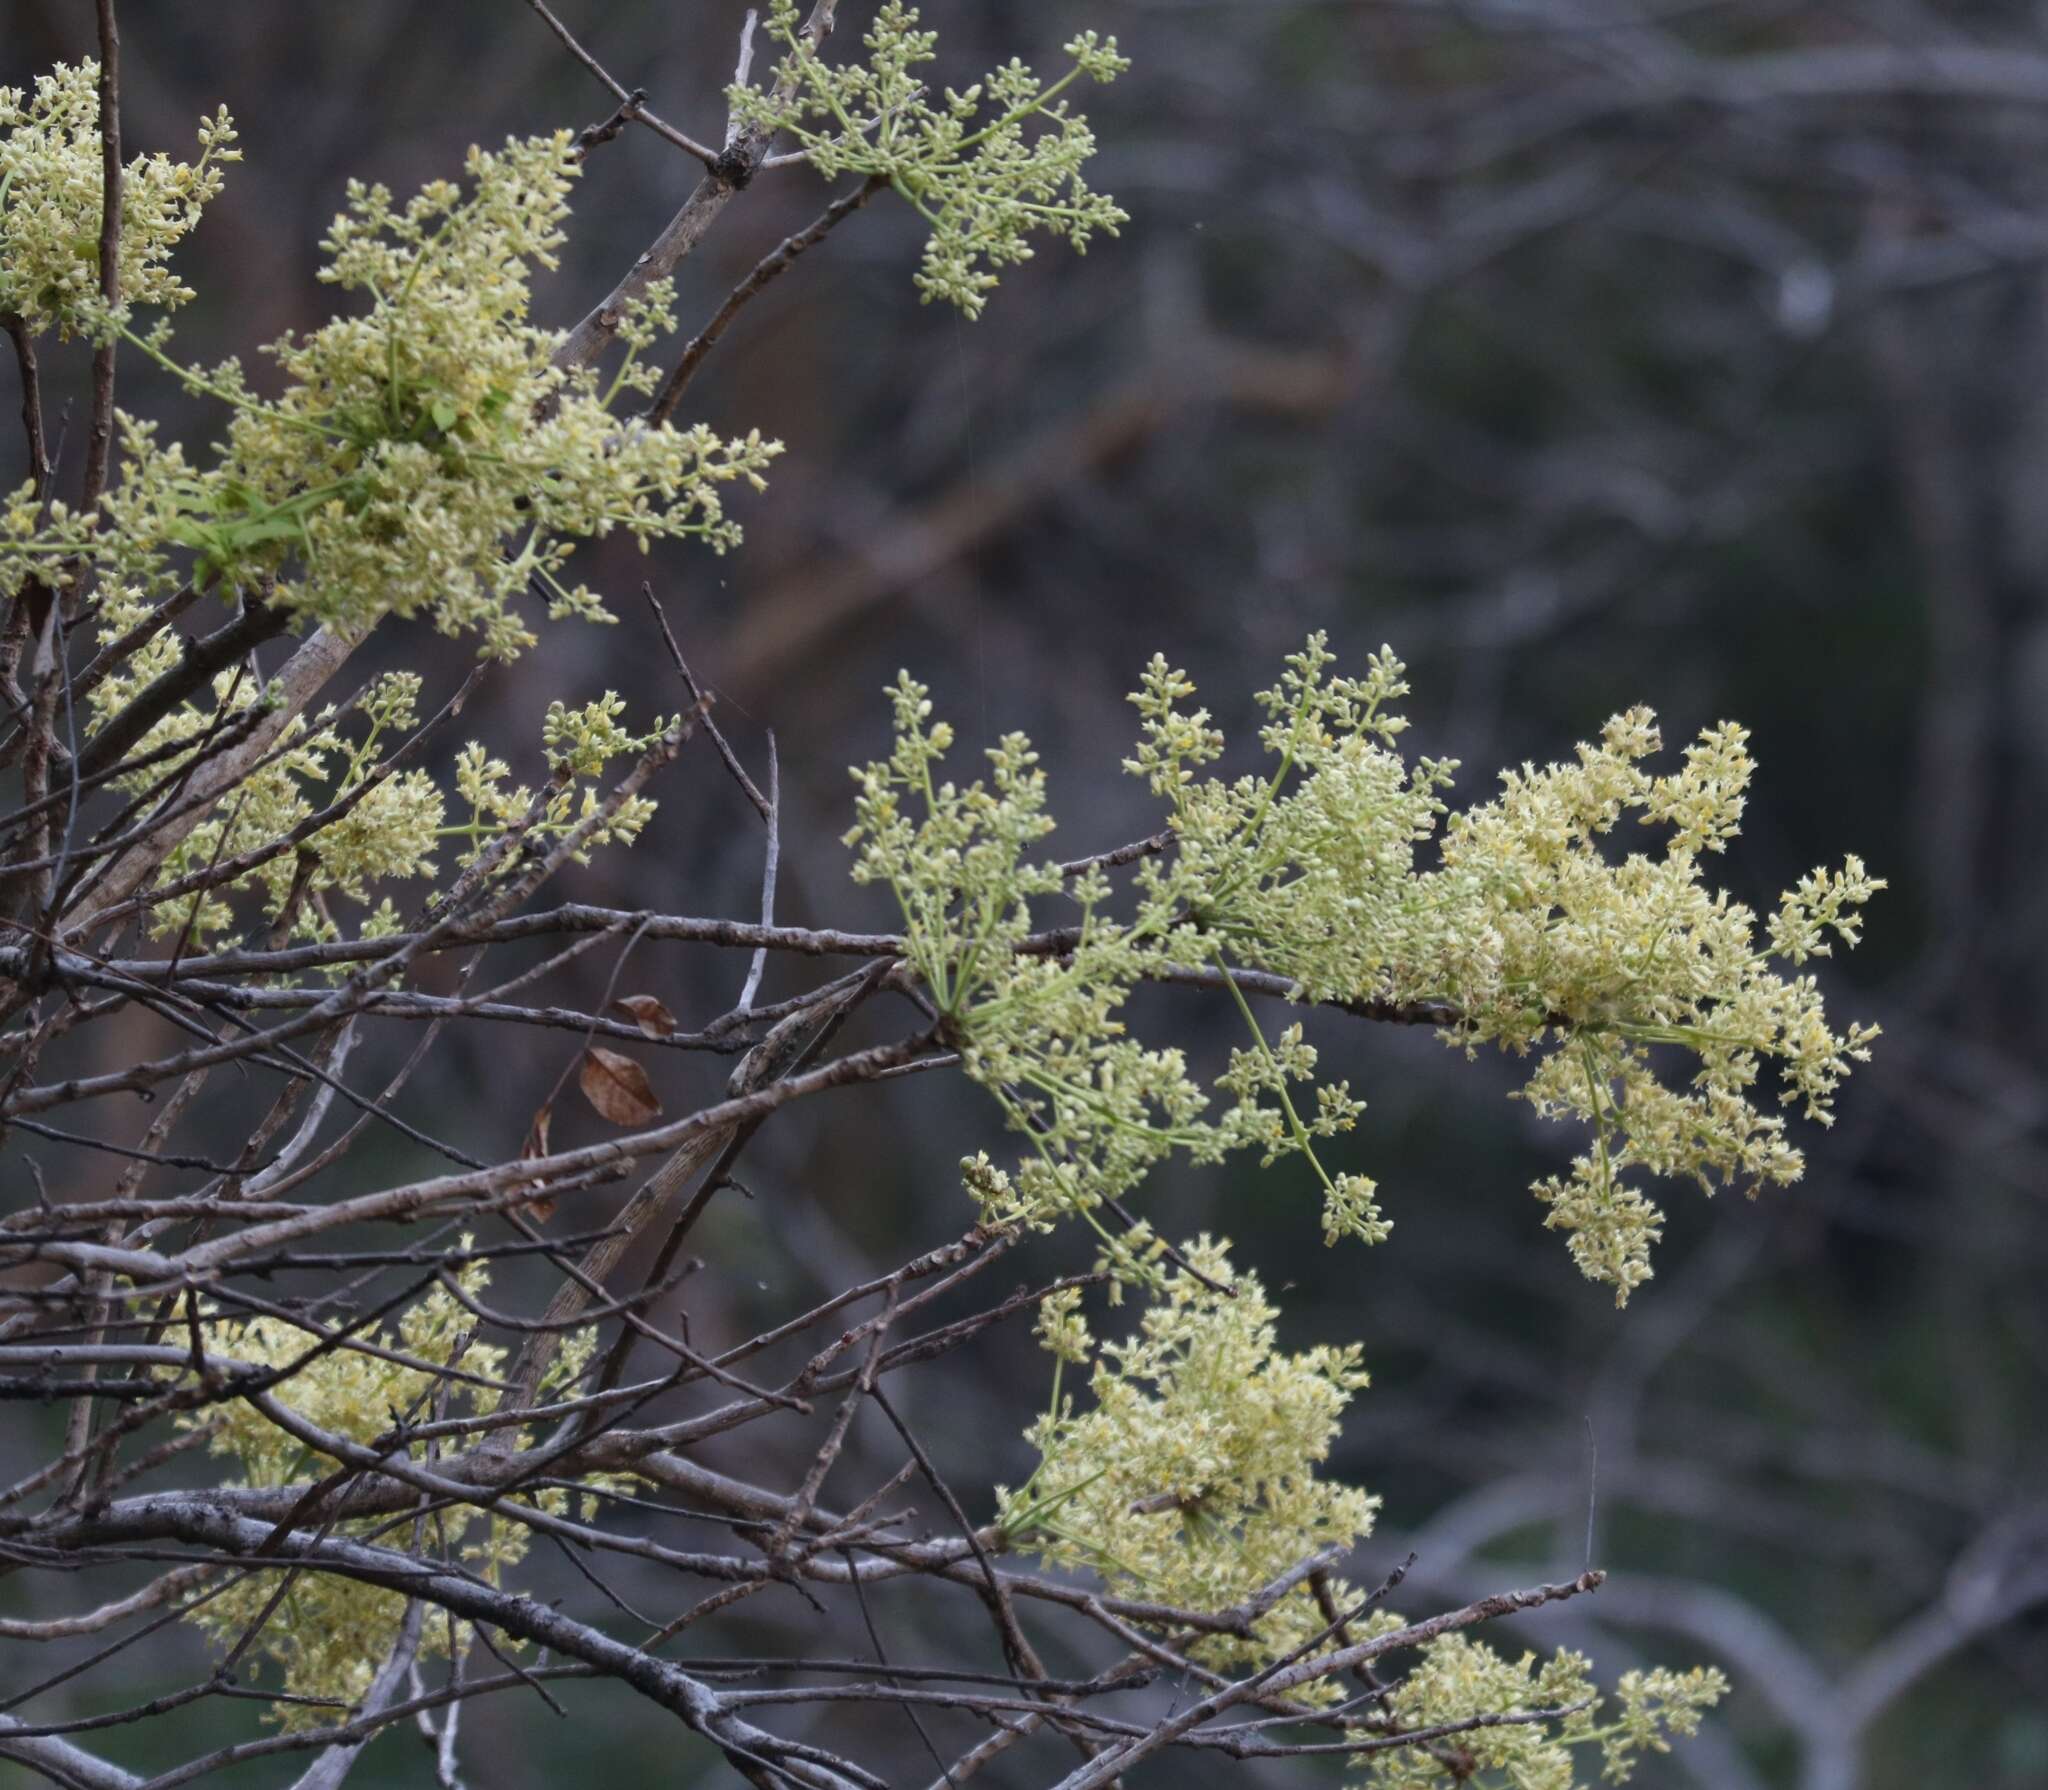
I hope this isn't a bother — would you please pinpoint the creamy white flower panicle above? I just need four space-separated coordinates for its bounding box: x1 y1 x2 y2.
82 583 665 950
174 1248 613 1725
734 1 1129 317
1358 1627 1727 1789
0 60 239 338
1004 1249 1729 1770
1000 1242 1378 1691
856 636 1881 1302
1 110 779 659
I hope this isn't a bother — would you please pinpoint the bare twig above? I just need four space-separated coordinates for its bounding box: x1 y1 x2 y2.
736 729 778 1012
647 179 886 424
519 0 720 167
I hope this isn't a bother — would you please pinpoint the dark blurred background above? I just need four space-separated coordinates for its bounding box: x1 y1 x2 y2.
4 3 2045 1786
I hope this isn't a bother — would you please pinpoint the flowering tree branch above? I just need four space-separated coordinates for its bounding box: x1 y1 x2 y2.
0 7 1882 1786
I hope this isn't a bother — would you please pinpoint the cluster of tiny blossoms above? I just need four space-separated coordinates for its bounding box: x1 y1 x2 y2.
1000 1246 1726 1772
451 689 671 867
175 1250 606 1724
1409 708 1884 1298
1358 1627 1726 1790
734 1 1128 316
998 1243 1377 1689
849 636 1881 1301
3 113 778 658
0 60 239 338
84 585 663 950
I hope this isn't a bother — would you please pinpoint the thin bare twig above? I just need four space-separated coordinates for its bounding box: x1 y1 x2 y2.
519 0 721 167
736 730 778 1012
648 175 887 425
641 583 770 816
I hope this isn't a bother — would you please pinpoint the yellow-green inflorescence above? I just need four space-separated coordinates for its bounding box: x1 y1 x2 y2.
850 635 1881 1304
174 1249 612 1726
856 636 1869 1769
110 132 775 658
1 99 778 658
998 1242 1377 1686
1357 1630 1727 1789
1000 1247 1729 1777
83 583 666 951
734 0 1129 317
0 60 239 339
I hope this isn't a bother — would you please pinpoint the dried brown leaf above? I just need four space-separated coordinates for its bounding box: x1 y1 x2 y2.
610 994 678 1040
579 1047 661 1127
522 1104 557 1218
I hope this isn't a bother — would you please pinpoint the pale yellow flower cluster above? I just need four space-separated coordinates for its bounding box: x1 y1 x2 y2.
862 636 1880 1302
119 133 776 656
1361 1627 1726 1789
735 1 1128 317
1000 1242 1378 1688
0 60 238 338
83 591 662 949
177 1250 602 1724
1 102 780 659
1407 708 1884 1299
1005 1250 1727 1766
